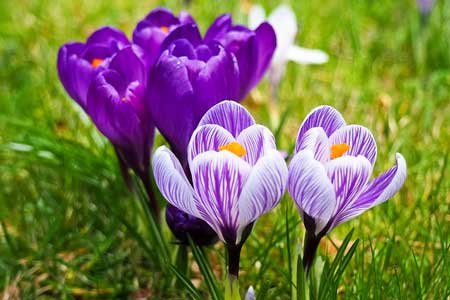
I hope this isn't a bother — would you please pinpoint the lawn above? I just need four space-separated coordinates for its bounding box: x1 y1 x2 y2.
0 0 449 299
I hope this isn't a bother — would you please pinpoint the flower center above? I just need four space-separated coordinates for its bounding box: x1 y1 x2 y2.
91 58 104 68
219 141 246 157
160 26 170 33
331 143 350 159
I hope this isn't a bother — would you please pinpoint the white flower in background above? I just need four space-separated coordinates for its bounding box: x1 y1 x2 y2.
245 286 256 300
249 4 329 92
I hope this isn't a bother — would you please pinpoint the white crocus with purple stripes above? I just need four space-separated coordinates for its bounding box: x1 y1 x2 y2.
153 101 288 283
287 105 407 272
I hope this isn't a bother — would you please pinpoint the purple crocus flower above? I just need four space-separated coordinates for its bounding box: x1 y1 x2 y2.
417 0 435 17
153 101 288 278
204 14 276 99
165 204 218 246
147 24 240 168
57 26 130 110
133 7 194 66
86 45 159 218
287 106 407 272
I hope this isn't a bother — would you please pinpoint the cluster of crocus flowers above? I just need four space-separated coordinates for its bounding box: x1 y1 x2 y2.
57 7 276 235
287 106 407 272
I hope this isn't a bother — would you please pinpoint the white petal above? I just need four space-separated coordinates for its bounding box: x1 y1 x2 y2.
187 124 234 169
286 45 329 64
325 155 373 226
288 150 336 234
332 153 407 227
191 151 252 244
237 125 276 166
268 4 297 64
248 5 266 30
238 150 288 242
296 127 331 163
152 146 199 217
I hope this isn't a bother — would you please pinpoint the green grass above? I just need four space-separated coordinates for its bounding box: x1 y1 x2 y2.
1 0 449 299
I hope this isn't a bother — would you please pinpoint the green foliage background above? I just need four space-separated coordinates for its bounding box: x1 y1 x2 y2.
0 0 449 299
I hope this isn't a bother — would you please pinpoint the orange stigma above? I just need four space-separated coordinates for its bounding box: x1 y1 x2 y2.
91 58 104 68
121 97 127 102
219 141 246 157
331 143 350 159
160 26 170 33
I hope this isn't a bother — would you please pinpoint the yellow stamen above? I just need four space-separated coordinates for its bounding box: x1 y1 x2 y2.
91 58 104 68
160 26 170 33
331 143 351 159
219 141 246 157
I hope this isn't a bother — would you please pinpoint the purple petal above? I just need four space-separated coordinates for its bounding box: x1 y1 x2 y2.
236 125 276 166
288 150 336 234
198 100 255 137
109 46 146 86
160 23 203 51
86 26 130 50
249 22 277 92
325 155 373 230
192 43 240 117
333 153 407 226
238 149 287 242
57 42 86 106
296 127 331 163
329 125 377 166
204 14 232 43
187 124 235 168
296 106 346 151
191 151 252 244
87 70 143 147
147 51 196 162
152 146 199 217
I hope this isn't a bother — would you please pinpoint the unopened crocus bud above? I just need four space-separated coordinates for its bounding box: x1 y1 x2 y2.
166 204 218 246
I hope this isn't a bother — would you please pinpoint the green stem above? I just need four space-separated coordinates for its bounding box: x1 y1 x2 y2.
224 274 241 300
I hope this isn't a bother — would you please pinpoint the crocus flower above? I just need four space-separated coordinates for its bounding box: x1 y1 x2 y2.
417 0 435 23
165 203 218 246
87 45 159 218
287 106 407 272
204 14 276 99
133 7 194 66
147 24 240 168
57 26 130 110
153 101 288 282
248 5 329 93
245 286 256 300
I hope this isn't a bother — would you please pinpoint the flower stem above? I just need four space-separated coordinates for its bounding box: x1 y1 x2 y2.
303 231 321 276
225 245 242 300
140 171 161 224
225 274 241 300
113 146 133 191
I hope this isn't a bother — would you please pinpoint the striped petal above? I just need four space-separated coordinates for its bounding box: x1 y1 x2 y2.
296 106 346 152
152 146 199 217
325 155 372 230
191 151 252 244
198 101 255 137
238 149 288 242
333 153 407 226
288 150 336 234
237 125 276 166
329 125 377 166
188 124 234 168
296 127 331 163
